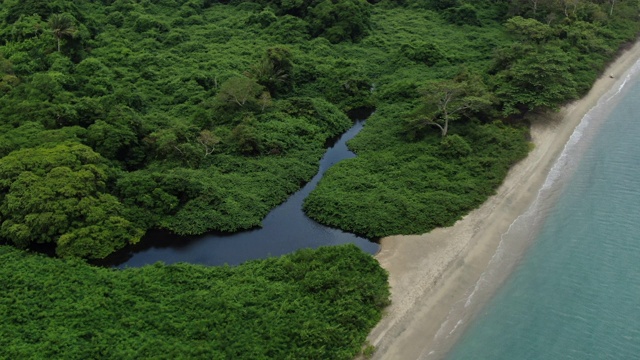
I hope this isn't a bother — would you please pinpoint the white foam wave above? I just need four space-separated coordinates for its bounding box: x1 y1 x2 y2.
437 56 640 346
466 57 640 310
542 57 640 192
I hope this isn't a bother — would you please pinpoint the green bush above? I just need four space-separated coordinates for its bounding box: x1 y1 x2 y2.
0 244 390 359
445 4 481 26
305 120 529 238
439 133 472 158
399 41 447 66
0 0 637 255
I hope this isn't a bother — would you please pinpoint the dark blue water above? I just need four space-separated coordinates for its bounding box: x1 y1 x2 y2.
444 62 640 359
99 119 378 267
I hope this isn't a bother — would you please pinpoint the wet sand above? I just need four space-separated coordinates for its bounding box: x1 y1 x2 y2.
367 41 640 360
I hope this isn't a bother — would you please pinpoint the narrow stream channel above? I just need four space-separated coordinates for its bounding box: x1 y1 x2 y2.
97 117 379 268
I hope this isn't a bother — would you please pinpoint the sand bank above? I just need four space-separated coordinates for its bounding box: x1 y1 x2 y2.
367 40 640 360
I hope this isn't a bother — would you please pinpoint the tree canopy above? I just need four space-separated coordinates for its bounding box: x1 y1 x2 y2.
0 244 389 359
48 13 76 52
0 143 143 258
0 0 638 357
0 0 637 249
406 76 492 137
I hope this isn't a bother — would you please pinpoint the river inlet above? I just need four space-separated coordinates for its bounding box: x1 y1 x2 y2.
98 118 379 268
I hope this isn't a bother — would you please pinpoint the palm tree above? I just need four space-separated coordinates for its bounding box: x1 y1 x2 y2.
48 14 76 52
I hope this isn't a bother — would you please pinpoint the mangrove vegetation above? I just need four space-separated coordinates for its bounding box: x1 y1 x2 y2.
1 0 638 256
0 244 389 359
1 0 639 357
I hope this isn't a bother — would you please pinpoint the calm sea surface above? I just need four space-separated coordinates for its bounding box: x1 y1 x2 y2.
445 63 640 359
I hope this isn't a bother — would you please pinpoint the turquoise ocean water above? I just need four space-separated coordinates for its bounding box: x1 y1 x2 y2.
445 61 640 360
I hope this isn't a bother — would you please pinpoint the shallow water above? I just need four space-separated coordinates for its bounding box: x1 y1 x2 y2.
445 62 640 359
98 119 378 268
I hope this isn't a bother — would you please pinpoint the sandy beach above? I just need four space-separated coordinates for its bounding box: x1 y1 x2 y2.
366 40 640 360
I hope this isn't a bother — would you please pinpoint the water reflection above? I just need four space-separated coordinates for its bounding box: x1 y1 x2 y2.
96 118 379 268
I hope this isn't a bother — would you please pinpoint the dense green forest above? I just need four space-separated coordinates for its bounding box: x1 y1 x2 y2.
1 0 638 257
0 244 389 359
303 0 640 237
1 0 639 358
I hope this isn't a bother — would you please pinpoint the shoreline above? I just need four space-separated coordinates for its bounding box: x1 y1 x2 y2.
367 40 640 360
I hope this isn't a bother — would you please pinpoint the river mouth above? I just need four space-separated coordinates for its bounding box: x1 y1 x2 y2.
95 115 379 268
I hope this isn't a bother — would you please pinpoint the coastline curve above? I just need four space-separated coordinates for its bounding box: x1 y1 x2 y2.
367 41 640 360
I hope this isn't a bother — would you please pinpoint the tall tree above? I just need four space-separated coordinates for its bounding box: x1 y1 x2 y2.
248 47 294 96
609 0 616 16
408 77 492 137
215 77 265 108
196 129 220 157
47 13 76 52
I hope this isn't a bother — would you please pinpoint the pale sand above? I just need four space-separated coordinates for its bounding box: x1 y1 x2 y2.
366 41 640 360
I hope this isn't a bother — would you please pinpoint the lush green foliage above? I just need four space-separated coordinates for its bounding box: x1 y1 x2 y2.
0 0 638 255
0 143 143 258
305 111 529 237
245 0 373 43
0 244 389 359
0 0 360 256
0 0 637 357
304 0 639 237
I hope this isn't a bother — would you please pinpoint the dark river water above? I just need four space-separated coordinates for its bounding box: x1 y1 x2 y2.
97 118 379 268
